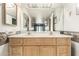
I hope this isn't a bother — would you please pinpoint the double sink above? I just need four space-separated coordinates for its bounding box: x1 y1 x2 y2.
8 31 72 38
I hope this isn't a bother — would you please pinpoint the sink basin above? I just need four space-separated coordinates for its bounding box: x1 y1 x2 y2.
28 31 51 35
28 31 60 35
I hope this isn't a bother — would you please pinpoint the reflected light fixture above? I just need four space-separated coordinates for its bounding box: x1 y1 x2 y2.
6 3 15 8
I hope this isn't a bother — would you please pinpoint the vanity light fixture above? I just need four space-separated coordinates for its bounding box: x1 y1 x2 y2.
25 3 54 8
77 4 79 8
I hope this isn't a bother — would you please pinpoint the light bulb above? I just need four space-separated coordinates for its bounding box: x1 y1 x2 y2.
6 3 15 8
77 4 79 8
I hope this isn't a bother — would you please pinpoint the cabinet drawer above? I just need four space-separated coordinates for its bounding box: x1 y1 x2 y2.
40 38 56 45
9 39 23 45
23 38 56 45
57 38 71 45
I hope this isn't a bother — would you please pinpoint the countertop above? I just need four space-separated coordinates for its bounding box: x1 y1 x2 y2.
8 33 72 38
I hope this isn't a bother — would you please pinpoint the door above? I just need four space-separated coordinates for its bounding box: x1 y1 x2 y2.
23 46 39 56
39 46 56 56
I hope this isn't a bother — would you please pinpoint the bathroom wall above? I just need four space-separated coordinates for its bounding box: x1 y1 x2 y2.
54 7 64 31
63 4 79 32
0 43 8 56
55 4 79 32
0 4 2 26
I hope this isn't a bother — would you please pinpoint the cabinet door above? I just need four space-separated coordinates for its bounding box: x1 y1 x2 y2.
9 46 22 56
39 46 56 56
57 46 71 56
23 46 39 56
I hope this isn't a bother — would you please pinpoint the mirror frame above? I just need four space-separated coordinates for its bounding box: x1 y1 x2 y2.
2 3 17 26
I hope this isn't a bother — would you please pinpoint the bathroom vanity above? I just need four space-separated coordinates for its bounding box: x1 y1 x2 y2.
8 33 72 56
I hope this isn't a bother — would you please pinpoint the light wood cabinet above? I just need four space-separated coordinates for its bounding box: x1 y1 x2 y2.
23 38 56 45
57 38 71 46
23 46 39 56
39 38 56 45
39 46 56 56
9 39 23 45
20 46 56 56
57 46 70 56
9 45 22 56
8 37 71 56
23 38 40 45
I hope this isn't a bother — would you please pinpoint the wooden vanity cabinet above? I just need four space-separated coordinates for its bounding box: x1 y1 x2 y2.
9 38 23 45
23 38 56 56
23 46 39 56
8 37 71 56
8 45 22 56
23 38 56 45
39 46 56 56
57 38 71 45
57 46 70 56
8 38 23 56
56 38 71 56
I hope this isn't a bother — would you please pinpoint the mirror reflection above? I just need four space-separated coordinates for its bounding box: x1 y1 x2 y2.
22 13 29 31
3 3 17 25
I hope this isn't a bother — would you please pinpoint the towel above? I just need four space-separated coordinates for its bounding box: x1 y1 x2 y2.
0 32 8 46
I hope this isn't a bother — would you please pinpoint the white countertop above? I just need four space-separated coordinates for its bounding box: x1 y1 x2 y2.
8 33 72 38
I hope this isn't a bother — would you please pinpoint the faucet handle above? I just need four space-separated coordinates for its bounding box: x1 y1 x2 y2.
50 31 53 35
28 32 30 35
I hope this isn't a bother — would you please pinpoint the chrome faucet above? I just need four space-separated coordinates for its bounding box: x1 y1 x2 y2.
28 31 30 35
50 31 53 35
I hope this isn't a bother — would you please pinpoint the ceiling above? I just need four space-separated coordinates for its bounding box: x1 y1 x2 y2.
20 3 64 19
26 8 54 19
20 3 76 20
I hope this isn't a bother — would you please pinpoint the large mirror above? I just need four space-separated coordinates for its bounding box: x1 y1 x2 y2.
31 18 50 32
2 3 17 25
22 12 29 31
